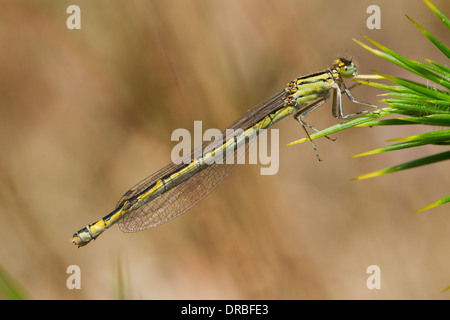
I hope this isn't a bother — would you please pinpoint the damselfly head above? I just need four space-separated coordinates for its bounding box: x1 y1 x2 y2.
334 58 357 78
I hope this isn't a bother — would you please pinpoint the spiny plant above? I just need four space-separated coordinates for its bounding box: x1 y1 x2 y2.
290 0 450 213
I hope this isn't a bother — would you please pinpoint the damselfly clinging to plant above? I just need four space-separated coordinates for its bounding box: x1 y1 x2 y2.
72 58 379 247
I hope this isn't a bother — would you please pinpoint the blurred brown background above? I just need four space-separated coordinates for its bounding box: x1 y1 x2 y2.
0 0 449 299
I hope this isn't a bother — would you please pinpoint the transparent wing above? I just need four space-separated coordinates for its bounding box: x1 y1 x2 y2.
118 153 239 232
115 90 284 208
117 90 285 232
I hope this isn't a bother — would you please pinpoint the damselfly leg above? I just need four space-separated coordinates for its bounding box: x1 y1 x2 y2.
294 74 379 161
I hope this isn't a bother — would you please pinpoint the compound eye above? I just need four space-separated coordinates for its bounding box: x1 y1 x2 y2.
341 64 355 77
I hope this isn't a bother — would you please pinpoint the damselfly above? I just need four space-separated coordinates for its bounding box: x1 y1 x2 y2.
72 58 378 247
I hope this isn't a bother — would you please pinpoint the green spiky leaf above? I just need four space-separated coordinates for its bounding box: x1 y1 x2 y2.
290 0 450 212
